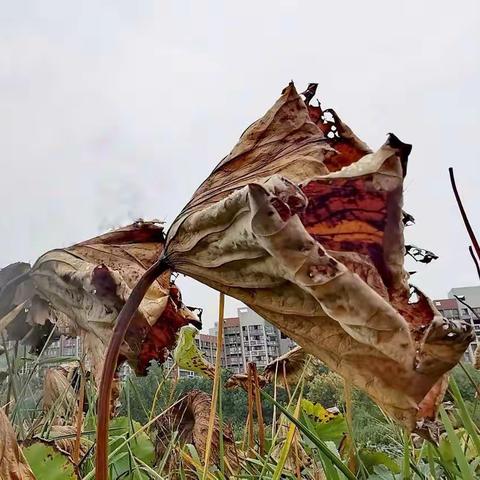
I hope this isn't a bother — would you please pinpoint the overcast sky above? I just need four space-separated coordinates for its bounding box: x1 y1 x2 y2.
1 0 479 330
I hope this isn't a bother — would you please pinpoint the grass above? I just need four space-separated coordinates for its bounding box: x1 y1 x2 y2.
1 333 480 479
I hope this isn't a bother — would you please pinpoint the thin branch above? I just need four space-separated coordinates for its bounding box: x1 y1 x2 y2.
449 167 480 260
469 246 480 280
454 295 480 321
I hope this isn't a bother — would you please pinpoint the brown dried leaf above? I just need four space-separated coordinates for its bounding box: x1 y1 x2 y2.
43 368 77 423
156 390 239 473
307 104 372 172
263 346 314 386
0 408 36 480
0 221 198 384
224 372 267 391
165 83 473 429
270 424 310 473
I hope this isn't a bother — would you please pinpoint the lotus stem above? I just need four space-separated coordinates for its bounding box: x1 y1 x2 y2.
95 257 171 480
454 295 480 321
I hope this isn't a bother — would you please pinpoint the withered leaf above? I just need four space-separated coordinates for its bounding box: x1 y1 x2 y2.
156 390 239 474
164 83 473 429
263 345 315 386
405 245 439 264
0 408 36 480
224 372 267 391
0 221 199 384
43 367 77 423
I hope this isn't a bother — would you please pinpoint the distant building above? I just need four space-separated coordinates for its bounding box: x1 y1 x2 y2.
197 333 217 365
37 285 480 374
222 317 243 372
279 333 297 356
206 307 297 373
238 307 282 369
434 285 480 363
217 307 296 371
20 307 296 380
43 336 81 358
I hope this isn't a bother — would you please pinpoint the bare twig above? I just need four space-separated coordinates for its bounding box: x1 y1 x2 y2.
469 246 480 280
283 361 291 400
449 167 480 260
454 295 480 321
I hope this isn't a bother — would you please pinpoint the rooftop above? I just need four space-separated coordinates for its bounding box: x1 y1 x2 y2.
223 317 240 327
434 298 458 309
198 333 216 342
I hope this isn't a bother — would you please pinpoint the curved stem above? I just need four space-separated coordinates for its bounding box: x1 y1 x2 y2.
454 294 480 321
449 168 480 260
469 246 480 280
95 258 170 480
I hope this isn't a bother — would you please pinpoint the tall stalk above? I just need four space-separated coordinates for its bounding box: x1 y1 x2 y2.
202 292 225 479
95 258 170 480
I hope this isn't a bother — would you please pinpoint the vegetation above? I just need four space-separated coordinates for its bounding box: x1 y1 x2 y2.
1 81 479 479
2 342 479 479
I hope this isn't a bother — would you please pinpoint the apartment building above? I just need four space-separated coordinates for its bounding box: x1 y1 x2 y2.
43 336 81 358
279 332 297 356
36 285 480 375
223 317 243 372
209 307 296 372
434 285 480 363
237 307 282 369
197 333 217 365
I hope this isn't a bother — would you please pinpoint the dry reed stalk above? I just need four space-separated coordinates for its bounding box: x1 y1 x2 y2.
201 292 225 479
252 363 265 456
